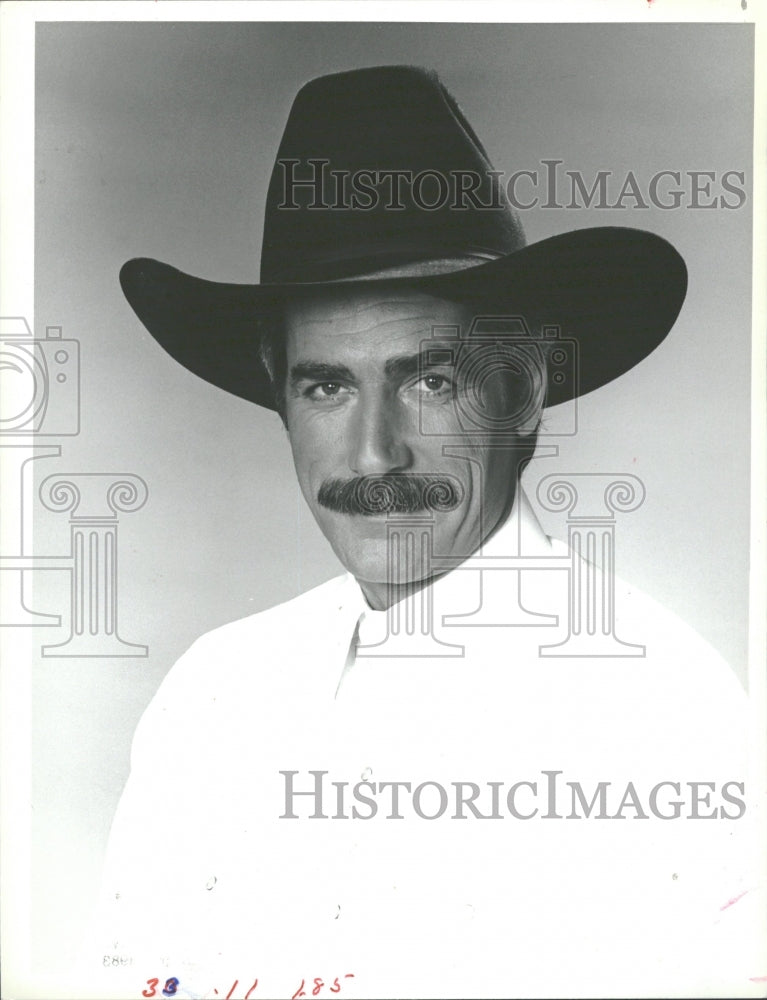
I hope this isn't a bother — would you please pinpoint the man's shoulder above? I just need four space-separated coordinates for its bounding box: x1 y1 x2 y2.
191 572 352 653
615 575 742 690
137 573 352 728
521 536 746 719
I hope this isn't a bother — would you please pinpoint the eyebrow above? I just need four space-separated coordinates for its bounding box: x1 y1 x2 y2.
384 348 456 381
288 361 356 388
288 349 456 389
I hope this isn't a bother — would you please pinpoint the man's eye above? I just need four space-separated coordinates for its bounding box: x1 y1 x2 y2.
416 374 453 395
306 381 346 401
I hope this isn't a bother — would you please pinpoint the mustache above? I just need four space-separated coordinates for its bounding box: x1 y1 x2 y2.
317 474 464 516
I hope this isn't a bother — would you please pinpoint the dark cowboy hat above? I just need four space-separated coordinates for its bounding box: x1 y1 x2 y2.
119 65 687 411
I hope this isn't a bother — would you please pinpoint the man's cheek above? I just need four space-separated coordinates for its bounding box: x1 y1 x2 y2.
416 403 465 439
287 441 321 497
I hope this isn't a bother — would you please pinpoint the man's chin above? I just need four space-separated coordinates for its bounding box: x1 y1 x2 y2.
314 506 473 587
330 536 433 590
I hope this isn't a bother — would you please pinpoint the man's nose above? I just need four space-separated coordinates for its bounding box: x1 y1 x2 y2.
347 392 413 475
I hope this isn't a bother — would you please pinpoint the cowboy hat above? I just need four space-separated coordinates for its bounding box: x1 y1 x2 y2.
119 65 687 411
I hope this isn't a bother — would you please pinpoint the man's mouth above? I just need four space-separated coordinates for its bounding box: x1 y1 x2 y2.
317 474 464 516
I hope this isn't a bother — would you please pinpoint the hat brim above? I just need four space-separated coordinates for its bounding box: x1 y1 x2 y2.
119 226 686 411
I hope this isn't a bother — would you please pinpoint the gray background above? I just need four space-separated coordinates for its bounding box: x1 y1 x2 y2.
30 22 752 971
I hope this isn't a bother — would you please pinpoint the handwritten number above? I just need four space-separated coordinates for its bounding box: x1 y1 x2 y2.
142 972 348 999
331 976 354 993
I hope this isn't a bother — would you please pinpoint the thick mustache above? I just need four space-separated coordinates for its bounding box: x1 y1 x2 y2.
317 474 464 516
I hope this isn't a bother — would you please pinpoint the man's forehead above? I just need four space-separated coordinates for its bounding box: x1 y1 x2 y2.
284 287 474 349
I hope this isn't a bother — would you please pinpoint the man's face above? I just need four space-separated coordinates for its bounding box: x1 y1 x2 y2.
283 287 542 605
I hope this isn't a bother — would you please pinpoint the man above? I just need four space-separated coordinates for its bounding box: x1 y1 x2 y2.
85 67 755 999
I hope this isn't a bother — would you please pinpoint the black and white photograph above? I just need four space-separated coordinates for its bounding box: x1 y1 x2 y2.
1 3 765 998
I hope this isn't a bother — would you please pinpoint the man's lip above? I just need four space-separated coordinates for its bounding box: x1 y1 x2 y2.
324 509 435 519
319 505 453 522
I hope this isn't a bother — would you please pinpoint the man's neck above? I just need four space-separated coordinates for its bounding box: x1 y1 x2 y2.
358 571 447 612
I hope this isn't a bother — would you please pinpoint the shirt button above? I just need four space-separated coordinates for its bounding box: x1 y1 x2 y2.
205 876 217 890
360 767 372 780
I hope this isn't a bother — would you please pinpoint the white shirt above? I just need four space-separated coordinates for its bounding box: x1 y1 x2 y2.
81 492 760 999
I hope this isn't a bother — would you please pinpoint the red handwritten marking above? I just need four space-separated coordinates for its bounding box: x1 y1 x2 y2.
720 888 750 911
749 975 767 983
140 972 352 999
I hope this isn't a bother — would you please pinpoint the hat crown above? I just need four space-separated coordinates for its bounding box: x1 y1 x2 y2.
261 65 526 283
